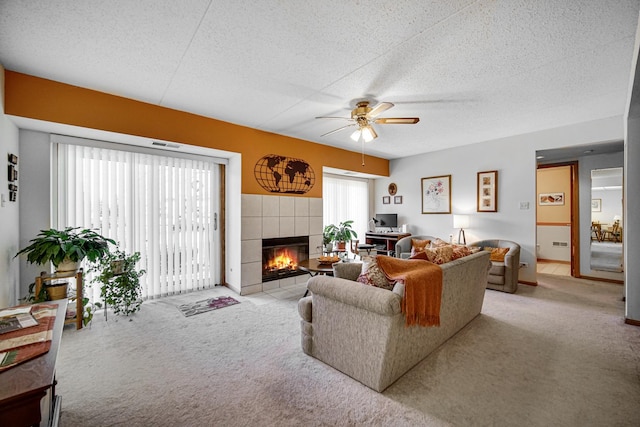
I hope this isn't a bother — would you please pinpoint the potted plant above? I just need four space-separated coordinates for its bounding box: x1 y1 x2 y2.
90 249 146 317
322 229 334 252
324 220 358 251
15 227 116 272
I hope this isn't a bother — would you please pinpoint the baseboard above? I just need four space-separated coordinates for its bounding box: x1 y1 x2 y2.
537 258 570 264
579 275 624 285
519 280 537 286
625 318 640 327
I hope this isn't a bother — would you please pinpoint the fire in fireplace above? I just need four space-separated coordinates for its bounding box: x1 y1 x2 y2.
262 236 309 282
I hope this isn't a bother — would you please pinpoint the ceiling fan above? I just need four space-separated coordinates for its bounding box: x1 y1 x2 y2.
316 100 420 142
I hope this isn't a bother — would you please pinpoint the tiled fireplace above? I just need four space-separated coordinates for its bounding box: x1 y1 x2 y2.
262 236 309 282
241 195 323 294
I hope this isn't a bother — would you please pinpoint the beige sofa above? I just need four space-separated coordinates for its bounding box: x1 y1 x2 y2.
297 251 490 392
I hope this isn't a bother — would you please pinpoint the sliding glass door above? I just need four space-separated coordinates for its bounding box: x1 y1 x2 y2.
54 141 221 300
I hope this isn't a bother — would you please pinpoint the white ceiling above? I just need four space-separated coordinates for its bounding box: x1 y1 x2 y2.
1 0 639 160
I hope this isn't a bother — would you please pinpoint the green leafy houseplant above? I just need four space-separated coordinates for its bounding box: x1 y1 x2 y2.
90 249 146 317
324 220 358 250
15 227 116 269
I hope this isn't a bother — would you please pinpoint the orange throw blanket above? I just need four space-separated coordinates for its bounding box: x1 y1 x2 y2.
376 255 443 327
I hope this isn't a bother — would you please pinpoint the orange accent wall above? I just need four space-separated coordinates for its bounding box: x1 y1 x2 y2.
4 71 389 197
536 166 572 223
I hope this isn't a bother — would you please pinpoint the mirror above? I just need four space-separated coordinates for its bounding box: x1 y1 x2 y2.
590 167 623 273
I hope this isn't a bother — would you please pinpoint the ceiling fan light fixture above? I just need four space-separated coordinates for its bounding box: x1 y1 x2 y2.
350 129 361 142
362 125 377 142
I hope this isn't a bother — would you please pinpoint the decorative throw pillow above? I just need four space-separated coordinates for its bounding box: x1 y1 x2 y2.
431 238 450 248
410 238 431 257
451 244 472 260
357 257 395 290
484 247 510 262
409 250 429 260
421 246 454 264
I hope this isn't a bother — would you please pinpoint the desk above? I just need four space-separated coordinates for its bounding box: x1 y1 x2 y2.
298 258 334 297
0 300 67 427
365 232 411 256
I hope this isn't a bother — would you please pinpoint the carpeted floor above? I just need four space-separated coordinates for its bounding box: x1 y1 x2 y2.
56 275 640 426
590 241 623 272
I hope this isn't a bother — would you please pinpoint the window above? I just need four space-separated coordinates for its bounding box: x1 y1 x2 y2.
323 174 369 243
55 141 221 301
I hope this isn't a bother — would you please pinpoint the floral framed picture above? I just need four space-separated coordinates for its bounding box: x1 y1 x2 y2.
421 175 451 214
477 170 498 212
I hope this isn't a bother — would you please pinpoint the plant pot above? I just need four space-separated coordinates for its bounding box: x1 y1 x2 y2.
56 258 80 273
110 259 125 275
47 282 68 300
335 241 347 251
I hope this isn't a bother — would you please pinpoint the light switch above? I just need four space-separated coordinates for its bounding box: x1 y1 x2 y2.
519 201 529 210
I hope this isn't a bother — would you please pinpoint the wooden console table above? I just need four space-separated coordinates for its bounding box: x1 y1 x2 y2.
0 300 67 427
365 232 411 257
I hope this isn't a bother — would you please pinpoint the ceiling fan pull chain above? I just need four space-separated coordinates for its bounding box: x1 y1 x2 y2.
361 141 365 166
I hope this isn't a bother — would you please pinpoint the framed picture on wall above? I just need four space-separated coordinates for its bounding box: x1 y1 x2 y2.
394 195 403 204
591 198 602 212
477 170 498 212
539 192 564 205
421 175 451 214
382 196 391 204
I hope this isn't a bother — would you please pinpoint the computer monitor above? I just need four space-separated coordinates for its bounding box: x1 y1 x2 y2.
375 213 397 230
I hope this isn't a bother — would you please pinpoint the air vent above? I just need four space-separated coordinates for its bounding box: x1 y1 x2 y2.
152 141 180 149
552 241 568 247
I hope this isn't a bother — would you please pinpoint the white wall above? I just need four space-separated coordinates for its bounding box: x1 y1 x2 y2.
380 116 623 285
625 15 640 322
17 130 52 300
0 64 21 307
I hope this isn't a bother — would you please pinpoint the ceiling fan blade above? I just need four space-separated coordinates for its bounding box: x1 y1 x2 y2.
315 116 352 120
374 117 420 124
367 102 394 118
321 123 356 137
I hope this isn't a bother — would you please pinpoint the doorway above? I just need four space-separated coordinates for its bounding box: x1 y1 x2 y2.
536 162 578 277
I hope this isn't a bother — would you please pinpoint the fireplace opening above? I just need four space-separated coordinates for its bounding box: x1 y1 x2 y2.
262 236 309 282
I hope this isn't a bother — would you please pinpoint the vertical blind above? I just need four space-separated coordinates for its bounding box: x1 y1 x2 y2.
56 143 220 301
322 175 369 244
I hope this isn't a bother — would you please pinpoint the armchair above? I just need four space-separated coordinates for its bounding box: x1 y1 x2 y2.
469 239 520 293
395 235 438 259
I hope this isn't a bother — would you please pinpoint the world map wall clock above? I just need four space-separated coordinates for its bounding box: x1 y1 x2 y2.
254 154 316 194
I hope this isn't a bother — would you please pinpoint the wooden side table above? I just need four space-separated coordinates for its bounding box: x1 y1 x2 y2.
298 258 335 297
0 300 67 427
34 269 83 330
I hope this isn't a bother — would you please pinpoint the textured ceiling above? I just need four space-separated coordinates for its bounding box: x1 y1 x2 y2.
1 0 639 160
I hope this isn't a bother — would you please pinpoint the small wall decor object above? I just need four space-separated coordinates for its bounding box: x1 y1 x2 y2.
382 196 391 204
7 153 18 202
539 192 564 205
388 183 397 195
394 195 402 204
591 198 602 212
477 170 498 212
421 175 451 214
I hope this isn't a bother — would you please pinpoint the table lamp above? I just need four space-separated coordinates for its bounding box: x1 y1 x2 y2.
453 214 470 245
